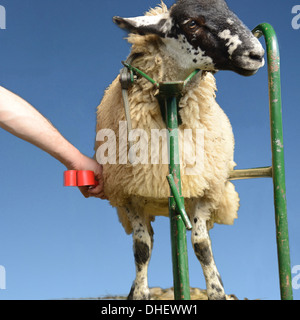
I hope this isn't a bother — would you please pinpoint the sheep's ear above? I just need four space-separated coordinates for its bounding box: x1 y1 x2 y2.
113 13 171 37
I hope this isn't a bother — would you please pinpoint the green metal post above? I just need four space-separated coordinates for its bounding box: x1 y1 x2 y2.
164 92 191 300
156 74 199 300
253 23 293 300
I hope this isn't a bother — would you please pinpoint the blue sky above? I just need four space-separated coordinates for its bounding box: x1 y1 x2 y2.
0 0 299 300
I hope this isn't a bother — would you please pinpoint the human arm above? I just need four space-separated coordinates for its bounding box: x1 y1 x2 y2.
0 86 106 199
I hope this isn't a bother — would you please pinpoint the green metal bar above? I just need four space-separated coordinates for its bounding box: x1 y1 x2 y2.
253 23 293 300
229 166 273 180
165 94 191 300
155 70 200 300
183 69 201 87
167 174 192 230
122 61 159 88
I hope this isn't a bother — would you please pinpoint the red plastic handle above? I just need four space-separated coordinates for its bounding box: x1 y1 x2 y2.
64 170 99 187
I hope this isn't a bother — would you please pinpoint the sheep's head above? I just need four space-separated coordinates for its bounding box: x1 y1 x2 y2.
113 0 265 77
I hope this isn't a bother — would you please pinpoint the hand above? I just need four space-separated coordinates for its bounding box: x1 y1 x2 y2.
67 154 107 200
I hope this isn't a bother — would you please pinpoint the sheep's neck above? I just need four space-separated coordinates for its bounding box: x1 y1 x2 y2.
129 34 204 87
157 52 195 82
131 50 198 84
159 44 200 82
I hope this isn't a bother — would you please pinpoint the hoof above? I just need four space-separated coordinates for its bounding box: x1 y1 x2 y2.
127 283 150 300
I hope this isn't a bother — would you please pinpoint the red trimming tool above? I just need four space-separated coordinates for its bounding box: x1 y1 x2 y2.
64 170 99 187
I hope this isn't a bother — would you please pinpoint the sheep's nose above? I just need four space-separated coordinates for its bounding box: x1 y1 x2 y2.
249 48 265 63
249 51 264 62
231 43 265 75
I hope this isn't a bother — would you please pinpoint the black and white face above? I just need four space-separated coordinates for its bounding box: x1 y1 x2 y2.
113 0 265 77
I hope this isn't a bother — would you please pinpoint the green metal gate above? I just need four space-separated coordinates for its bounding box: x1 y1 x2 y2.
229 23 293 300
159 23 293 300
121 23 293 300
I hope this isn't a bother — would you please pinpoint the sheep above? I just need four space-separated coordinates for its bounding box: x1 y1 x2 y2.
95 0 265 300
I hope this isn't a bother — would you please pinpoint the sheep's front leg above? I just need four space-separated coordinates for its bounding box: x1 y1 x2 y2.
126 208 153 300
191 202 226 300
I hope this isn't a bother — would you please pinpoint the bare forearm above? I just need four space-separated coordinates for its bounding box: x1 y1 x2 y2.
0 86 82 169
0 86 106 199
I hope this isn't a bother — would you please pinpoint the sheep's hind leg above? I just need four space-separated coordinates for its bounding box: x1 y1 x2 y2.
126 207 153 300
191 201 226 300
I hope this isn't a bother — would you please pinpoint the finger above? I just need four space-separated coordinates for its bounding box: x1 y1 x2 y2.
88 184 103 195
78 186 90 198
88 187 108 200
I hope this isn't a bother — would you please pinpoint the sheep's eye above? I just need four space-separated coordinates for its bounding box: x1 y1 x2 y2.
187 20 198 29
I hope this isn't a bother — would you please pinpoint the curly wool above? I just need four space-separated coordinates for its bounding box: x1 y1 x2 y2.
95 3 239 232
